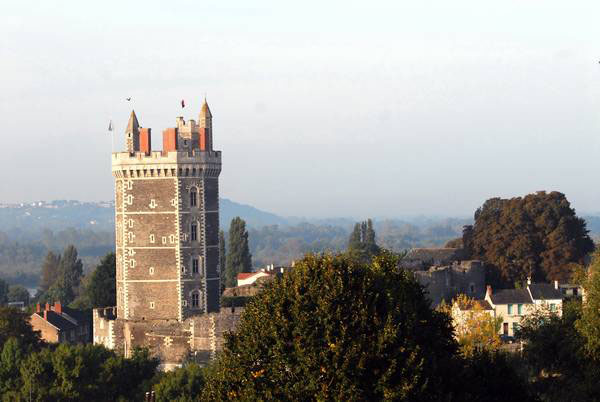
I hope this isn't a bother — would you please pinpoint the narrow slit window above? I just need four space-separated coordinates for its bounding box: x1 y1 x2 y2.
192 292 199 308
192 258 199 274
191 222 197 241
190 187 197 207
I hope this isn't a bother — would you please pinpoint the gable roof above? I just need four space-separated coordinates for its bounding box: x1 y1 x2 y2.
237 272 257 280
405 248 463 262
490 289 532 305
528 284 563 300
35 311 78 332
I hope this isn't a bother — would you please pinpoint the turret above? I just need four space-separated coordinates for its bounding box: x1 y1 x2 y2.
198 99 212 151
125 110 140 153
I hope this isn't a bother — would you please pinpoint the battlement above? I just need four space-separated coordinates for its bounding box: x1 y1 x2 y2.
111 150 221 178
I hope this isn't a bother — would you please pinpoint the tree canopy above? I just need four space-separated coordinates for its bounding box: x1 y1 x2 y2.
203 252 460 400
347 219 380 260
463 191 594 285
225 217 252 287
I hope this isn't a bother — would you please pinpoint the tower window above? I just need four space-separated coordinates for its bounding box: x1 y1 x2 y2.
149 234 155 243
191 222 197 241
149 267 154 275
192 258 199 274
192 292 199 308
190 187 197 207
150 302 155 309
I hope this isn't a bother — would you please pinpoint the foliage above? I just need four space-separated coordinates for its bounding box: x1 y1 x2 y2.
576 250 600 360
516 300 600 401
153 363 206 402
86 253 116 308
442 294 502 357
0 307 42 350
347 219 381 260
202 252 460 401
38 245 84 306
7 285 29 305
40 251 61 292
225 217 252 287
219 230 226 293
464 192 594 285
0 278 8 304
458 350 537 402
16 345 158 401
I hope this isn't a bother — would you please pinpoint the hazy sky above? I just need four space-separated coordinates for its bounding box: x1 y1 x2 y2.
1 1 600 218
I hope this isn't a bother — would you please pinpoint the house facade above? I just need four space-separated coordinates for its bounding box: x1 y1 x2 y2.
30 302 92 344
484 279 564 337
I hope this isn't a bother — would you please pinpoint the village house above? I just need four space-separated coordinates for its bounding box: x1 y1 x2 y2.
483 279 564 337
30 302 92 344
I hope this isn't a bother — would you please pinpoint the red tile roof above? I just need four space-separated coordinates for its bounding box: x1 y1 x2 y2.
237 273 256 280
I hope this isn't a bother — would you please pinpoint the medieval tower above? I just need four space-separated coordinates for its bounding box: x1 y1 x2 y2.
95 100 240 368
113 100 221 320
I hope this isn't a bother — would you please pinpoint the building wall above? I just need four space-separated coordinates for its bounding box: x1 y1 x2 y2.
93 306 243 368
490 303 535 337
112 151 222 321
30 314 59 343
414 261 486 305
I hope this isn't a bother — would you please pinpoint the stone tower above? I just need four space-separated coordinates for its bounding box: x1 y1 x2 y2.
112 100 222 321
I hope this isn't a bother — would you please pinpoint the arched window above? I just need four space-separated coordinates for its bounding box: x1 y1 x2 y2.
192 292 199 308
191 222 197 241
190 187 197 207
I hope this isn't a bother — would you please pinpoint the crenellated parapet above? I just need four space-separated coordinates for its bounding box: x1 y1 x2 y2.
112 150 222 179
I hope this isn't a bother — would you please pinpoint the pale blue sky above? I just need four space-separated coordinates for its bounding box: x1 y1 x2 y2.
1 1 599 218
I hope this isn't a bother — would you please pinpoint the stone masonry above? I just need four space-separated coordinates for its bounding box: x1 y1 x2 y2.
94 100 243 369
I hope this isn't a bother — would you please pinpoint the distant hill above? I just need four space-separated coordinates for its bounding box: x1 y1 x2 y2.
219 198 287 228
0 198 288 233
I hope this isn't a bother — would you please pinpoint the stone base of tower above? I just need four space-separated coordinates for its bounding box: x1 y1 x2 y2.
93 307 243 369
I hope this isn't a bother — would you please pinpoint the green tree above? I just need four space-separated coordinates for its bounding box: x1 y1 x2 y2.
7 285 29 305
347 223 362 251
87 253 116 308
202 252 459 400
219 230 226 293
153 363 206 402
0 307 42 350
225 217 252 287
0 337 24 399
0 279 8 305
465 192 594 285
42 245 84 305
40 251 61 292
440 294 502 357
347 219 380 260
576 250 600 360
18 344 159 401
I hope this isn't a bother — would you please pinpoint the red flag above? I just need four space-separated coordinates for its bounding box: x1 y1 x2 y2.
181 99 185 108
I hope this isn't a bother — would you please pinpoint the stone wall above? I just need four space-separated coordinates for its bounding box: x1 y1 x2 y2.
414 260 485 305
94 306 243 369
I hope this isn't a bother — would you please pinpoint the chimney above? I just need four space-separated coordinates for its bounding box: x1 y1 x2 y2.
527 277 531 286
162 128 178 153
139 128 152 155
54 301 62 314
43 310 48 320
485 285 492 299
36 303 41 313
554 280 559 290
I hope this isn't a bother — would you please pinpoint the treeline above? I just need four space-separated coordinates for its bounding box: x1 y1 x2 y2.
247 219 465 268
0 228 113 287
